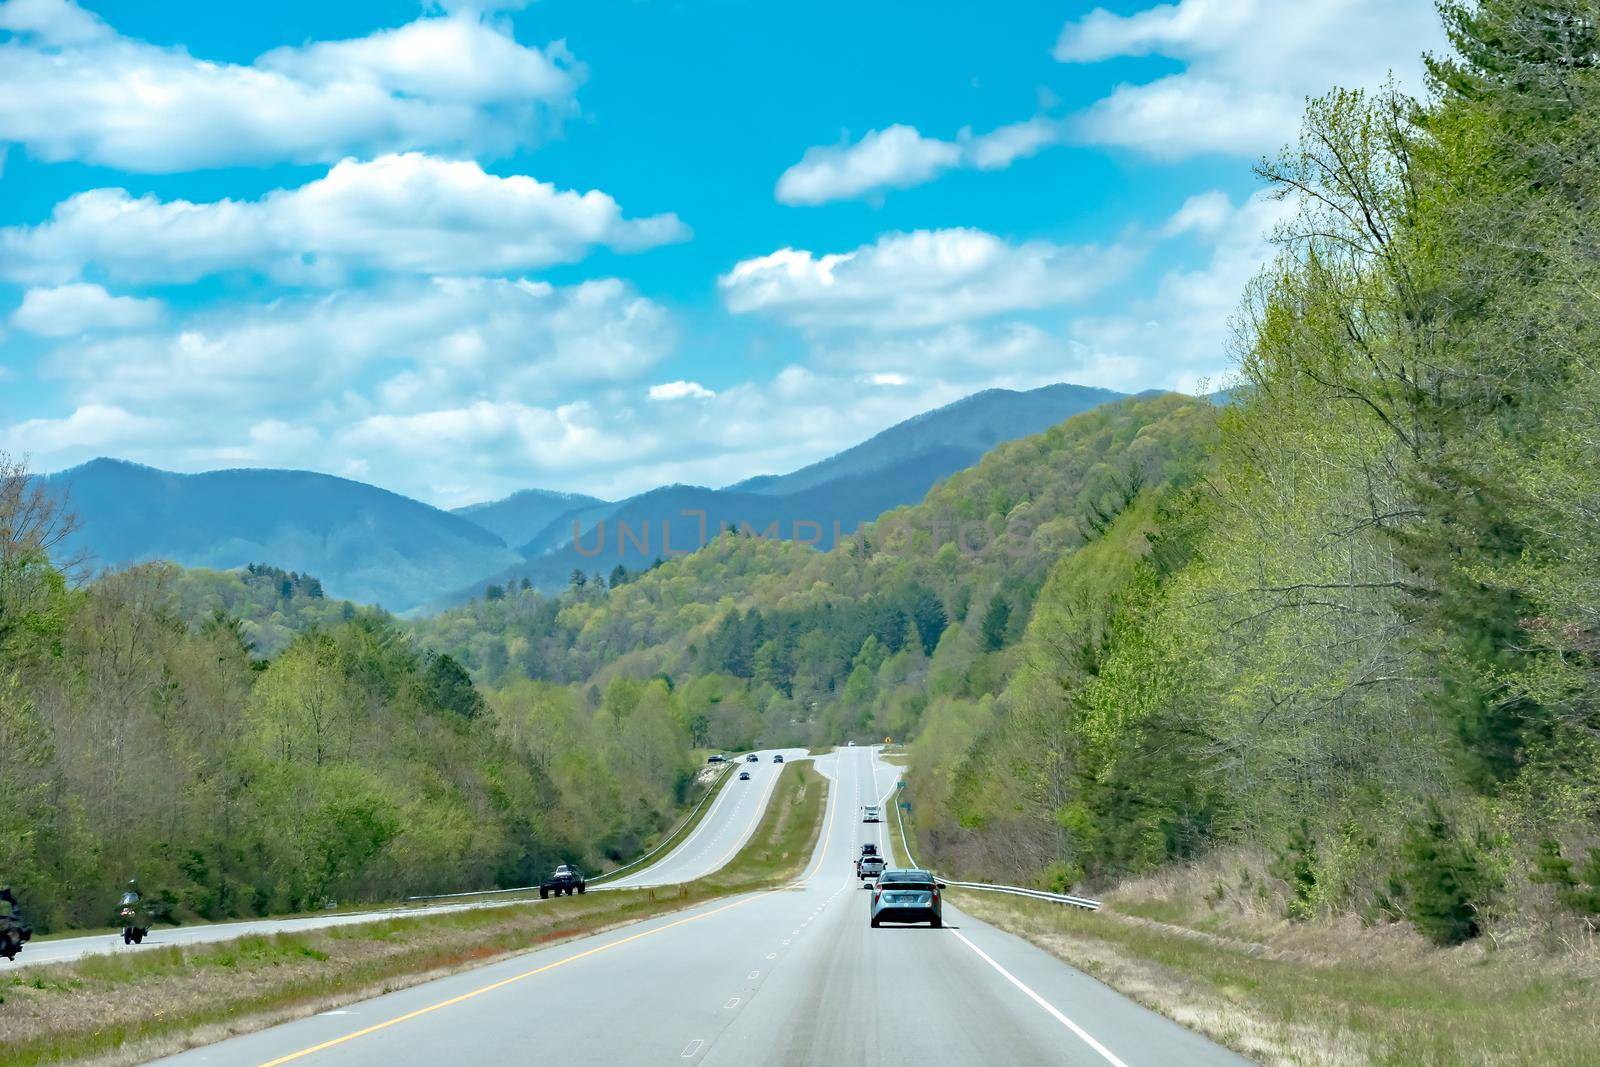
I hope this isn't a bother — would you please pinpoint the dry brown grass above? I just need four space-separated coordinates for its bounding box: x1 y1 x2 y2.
957 858 1600 1067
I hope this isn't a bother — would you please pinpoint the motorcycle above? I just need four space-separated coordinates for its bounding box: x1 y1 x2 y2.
118 890 151 945
0 917 30 961
0 890 30 961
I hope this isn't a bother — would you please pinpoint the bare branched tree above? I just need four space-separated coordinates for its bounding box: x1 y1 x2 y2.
0 452 88 637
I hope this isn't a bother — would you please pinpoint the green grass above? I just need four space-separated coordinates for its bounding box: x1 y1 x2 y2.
957 891 1600 1067
2 764 830 1066
704 762 826 888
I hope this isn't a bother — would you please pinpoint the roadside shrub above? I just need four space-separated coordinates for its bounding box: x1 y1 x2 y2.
1397 807 1500 946
1270 820 1319 921
1530 839 1600 917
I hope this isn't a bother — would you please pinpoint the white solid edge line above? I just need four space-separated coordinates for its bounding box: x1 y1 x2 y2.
949 929 1130 1067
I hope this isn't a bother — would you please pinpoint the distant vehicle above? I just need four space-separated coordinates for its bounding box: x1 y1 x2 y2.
738 771 752 781
861 805 882 823
856 853 886 883
745 753 759 762
870 869 944 928
772 754 784 763
860 842 879 857
847 741 856 747
707 754 726 764
0 888 30 961
117 885 151 945
539 864 586 898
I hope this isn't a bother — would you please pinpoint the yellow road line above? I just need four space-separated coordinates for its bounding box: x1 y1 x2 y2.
257 893 767 1066
797 751 839 885
703 757 787 874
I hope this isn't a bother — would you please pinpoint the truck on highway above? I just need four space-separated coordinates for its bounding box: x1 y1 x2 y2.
539 865 586 898
856 853 886 883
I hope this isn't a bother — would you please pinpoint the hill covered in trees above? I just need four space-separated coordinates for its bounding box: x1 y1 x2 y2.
438 383 1126 601
905 0 1600 946
0 459 695 932
39 459 522 612
411 391 1217 749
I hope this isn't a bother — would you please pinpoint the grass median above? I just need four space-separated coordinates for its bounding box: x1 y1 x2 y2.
2 762 828 1067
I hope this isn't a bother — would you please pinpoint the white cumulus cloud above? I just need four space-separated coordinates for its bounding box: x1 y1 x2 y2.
719 228 1137 330
3 403 168 454
776 125 960 206
11 283 163 336
648 380 715 401
776 118 1066 205
0 0 581 171
1070 188 1297 390
1055 0 1443 158
1 153 689 286
44 277 671 419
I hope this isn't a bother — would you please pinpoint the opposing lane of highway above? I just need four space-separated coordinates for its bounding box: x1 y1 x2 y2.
9 749 803 970
158 747 1246 1066
606 748 808 888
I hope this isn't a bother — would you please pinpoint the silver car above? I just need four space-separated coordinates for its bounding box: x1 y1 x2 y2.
869 868 944 928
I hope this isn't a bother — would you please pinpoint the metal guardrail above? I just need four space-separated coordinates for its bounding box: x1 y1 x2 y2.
939 879 1101 910
588 761 735 886
405 759 736 902
890 770 1100 912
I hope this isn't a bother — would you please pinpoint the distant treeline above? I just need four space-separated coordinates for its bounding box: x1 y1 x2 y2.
0 461 695 932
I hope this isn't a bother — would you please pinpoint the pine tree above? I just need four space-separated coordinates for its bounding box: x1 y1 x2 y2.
979 594 1011 652
1271 820 1320 921
1398 807 1499 945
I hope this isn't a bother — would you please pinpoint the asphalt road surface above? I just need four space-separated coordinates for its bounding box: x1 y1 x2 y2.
8 749 804 970
157 747 1248 1066
606 748 809 888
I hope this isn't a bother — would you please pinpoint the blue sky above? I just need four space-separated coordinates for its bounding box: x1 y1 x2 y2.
0 0 1442 506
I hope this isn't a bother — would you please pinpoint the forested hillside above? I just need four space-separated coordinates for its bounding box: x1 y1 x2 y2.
164 563 359 657
444 382 1126 600
0 457 694 932
41 459 522 611
909 0 1600 945
413 392 1217 749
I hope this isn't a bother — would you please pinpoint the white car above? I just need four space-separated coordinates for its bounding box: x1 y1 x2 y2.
861 805 882 823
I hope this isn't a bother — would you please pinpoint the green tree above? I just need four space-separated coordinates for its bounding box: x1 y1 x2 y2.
979 594 1011 652
1398 808 1499 946
418 652 485 719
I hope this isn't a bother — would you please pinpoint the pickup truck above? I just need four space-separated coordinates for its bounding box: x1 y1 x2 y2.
856 853 887 883
539 864 586 898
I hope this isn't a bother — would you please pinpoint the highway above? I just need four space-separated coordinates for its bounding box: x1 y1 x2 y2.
156 747 1247 1066
606 748 810 888
9 750 802 970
